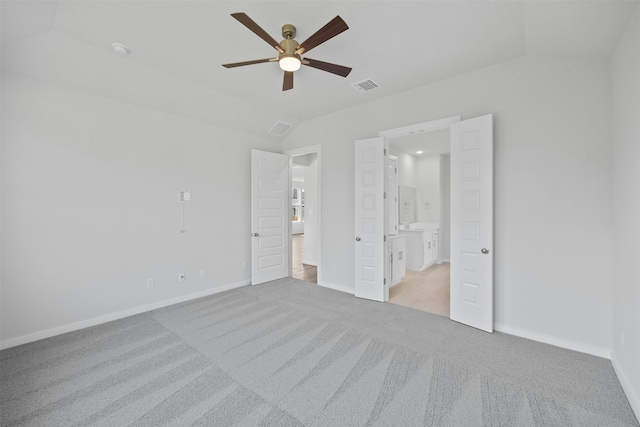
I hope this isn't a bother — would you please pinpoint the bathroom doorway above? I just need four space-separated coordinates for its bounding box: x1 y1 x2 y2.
387 128 451 317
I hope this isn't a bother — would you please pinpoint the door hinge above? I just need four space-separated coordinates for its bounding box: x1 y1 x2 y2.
395 168 397 174
384 192 386 199
384 235 387 242
384 278 387 285
384 149 387 156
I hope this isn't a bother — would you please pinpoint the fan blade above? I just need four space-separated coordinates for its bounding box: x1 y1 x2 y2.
222 58 276 68
283 71 294 91
303 58 352 77
231 13 283 52
297 16 348 54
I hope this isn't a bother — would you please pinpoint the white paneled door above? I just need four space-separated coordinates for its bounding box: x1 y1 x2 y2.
450 114 494 332
251 150 289 285
354 137 386 302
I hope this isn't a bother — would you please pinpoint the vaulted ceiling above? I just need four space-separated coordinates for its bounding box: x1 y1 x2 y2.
2 1 637 140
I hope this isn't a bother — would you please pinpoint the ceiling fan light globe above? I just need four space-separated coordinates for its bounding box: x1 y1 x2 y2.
279 56 301 72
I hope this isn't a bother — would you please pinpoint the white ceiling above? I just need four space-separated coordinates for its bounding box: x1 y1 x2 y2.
2 1 637 140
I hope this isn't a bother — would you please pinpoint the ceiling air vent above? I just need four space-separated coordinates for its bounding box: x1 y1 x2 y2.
352 78 379 93
268 121 292 136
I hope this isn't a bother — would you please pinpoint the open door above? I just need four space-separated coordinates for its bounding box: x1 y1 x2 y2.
354 137 386 302
450 114 494 332
251 149 289 285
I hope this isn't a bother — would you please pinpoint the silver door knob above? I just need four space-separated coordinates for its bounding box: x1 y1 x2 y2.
355 237 361 241
253 233 259 237
481 248 489 254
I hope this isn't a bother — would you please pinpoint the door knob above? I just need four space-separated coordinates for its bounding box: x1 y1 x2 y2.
253 233 259 237
481 248 489 254
355 237 361 241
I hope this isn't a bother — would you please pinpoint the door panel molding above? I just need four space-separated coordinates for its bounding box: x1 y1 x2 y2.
251 149 289 285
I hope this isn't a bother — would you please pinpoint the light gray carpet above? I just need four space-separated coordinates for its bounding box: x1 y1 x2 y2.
1 278 638 426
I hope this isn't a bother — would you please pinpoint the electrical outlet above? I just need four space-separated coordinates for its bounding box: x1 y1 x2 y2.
178 273 185 282
242 261 247 269
146 278 154 289
200 269 206 278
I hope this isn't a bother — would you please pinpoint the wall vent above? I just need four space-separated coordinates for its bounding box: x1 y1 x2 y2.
352 78 380 93
268 121 292 136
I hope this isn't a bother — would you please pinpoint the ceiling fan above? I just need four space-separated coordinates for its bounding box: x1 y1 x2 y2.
222 13 352 91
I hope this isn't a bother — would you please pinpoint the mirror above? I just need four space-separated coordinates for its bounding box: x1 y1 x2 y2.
399 185 416 225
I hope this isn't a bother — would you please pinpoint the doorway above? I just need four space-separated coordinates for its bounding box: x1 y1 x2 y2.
286 146 322 285
291 159 317 283
361 114 494 333
387 128 451 317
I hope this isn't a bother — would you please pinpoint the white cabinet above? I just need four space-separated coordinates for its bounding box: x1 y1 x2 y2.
389 236 406 286
400 228 439 271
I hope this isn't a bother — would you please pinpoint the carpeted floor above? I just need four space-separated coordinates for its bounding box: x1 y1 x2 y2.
1 278 638 426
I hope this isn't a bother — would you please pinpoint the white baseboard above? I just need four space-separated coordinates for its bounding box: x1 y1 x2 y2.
302 259 317 266
319 281 354 295
611 351 640 421
494 323 611 359
0 280 250 350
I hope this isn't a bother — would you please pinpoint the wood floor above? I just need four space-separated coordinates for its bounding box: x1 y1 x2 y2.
292 234 317 283
389 262 450 317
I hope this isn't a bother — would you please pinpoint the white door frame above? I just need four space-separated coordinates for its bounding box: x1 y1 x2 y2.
285 145 322 286
379 116 462 140
378 116 461 302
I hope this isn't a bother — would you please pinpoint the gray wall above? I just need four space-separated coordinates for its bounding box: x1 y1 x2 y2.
1 73 281 344
282 55 614 354
611 6 640 417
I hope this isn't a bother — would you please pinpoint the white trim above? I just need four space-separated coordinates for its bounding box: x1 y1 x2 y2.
611 351 640 421
0 280 249 350
285 144 321 157
285 145 322 287
302 260 317 267
319 281 354 295
379 116 461 139
494 323 611 359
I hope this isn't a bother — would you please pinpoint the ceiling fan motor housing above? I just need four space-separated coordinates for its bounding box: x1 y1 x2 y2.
279 37 301 62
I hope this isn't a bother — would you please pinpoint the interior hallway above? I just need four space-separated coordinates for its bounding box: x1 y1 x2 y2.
292 234 317 283
389 262 450 317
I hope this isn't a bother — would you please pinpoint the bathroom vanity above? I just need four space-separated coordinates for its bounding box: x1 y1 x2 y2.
399 225 439 271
